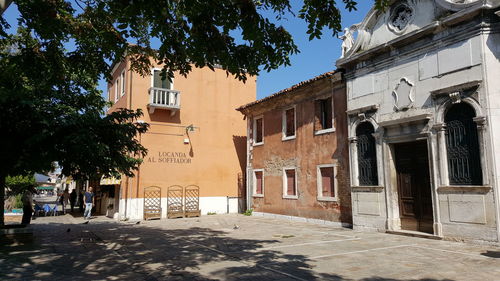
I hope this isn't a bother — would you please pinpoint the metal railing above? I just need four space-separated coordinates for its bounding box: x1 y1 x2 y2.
148 87 181 109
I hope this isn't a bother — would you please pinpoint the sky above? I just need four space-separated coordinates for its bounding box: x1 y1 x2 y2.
255 2 373 99
2 1 374 101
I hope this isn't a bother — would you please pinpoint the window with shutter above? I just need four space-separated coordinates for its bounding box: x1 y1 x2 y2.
320 167 334 197
284 169 296 197
120 70 126 96
254 170 263 195
314 97 333 133
153 69 172 89
283 108 296 139
254 117 263 145
114 79 119 102
317 164 337 201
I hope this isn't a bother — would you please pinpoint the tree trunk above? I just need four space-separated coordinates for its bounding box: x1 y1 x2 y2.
0 173 5 227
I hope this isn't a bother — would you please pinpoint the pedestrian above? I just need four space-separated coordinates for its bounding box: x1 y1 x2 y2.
21 186 36 225
70 189 77 212
83 186 95 220
78 190 84 213
62 188 70 214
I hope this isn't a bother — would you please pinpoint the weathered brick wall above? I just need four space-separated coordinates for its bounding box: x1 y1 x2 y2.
249 77 351 224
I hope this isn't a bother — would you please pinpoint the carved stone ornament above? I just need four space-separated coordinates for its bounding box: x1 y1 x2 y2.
357 112 367 122
387 2 415 34
449 92 462 104
392 77 415 111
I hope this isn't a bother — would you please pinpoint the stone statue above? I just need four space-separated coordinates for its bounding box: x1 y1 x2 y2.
338 25 357 58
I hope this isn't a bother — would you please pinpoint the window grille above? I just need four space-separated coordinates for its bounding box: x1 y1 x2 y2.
356 122 378 186
445 103 482 185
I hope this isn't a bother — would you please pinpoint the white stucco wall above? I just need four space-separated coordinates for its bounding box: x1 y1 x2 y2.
118 196 239 220
341 1 500 242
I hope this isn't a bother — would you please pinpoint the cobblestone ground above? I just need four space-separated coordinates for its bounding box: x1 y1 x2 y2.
1 213 500 281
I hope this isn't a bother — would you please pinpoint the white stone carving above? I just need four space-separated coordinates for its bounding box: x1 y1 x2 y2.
357 112 367 122
449 92 462 104
336 0 483 62
392 77 415 111
338 25 358 58
387 2 415 34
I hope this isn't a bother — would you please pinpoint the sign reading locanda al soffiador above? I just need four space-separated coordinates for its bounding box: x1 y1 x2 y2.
147 152 192 164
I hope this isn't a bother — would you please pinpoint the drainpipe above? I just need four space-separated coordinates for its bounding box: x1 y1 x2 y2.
123 61 134 220
246 116 252 211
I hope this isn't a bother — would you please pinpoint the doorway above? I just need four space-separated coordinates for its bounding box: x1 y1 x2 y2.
394 141 433 234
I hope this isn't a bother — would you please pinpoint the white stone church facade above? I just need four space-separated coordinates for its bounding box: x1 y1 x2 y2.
338 0 500 242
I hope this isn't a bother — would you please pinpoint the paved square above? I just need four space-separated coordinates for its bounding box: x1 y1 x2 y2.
1 214 499 280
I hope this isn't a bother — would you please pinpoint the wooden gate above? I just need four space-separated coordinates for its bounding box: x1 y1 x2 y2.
184 185 201 218
143 186 161 220
167 185 184 219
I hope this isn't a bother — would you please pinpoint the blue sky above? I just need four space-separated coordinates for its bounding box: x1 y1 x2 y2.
2 1 373 100
256 2 373 99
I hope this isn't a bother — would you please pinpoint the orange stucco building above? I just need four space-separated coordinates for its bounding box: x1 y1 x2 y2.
107 58 255 220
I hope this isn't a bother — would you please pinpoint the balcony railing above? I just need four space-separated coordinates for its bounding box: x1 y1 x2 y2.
147 87 181 115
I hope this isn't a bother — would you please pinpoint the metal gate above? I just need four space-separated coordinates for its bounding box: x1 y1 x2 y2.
167 185 184 219
143 186 161 220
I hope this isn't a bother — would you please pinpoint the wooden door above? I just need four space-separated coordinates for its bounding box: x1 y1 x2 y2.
395 141 433 234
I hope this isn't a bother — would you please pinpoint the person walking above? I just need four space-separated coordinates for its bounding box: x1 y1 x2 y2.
83 187 95 220
62 188 70 214
69 189 77 212
21 187 36 225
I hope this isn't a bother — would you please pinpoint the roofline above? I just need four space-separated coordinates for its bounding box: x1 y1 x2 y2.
236 70 342 113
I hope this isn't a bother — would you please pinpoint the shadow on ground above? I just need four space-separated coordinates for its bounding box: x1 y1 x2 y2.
481 250 500 259
1 218 456 281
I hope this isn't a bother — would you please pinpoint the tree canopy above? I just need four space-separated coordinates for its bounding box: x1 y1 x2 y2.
5 175 36 196
0 0 389 225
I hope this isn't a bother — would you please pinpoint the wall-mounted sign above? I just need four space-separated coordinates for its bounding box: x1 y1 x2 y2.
147 151 192 164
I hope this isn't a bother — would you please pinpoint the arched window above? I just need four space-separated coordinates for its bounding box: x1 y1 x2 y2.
445 103 482 185
356 122 378 186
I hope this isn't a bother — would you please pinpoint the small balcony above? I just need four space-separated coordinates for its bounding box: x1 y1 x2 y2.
147 87 181 115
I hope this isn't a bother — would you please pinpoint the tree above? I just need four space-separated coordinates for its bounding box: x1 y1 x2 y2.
0 0 390 225
5 175 36 196
0 28 149 225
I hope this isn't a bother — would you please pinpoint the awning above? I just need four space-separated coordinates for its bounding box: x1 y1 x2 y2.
100 177 121 185
37 186 54 190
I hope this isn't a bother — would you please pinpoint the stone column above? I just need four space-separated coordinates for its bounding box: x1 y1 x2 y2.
433 123 449 186
428 129 443 237
349 137 359 187
372 130 384 187
473 116 488 185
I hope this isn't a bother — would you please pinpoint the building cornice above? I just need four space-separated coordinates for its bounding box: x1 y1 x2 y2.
337 2 500 69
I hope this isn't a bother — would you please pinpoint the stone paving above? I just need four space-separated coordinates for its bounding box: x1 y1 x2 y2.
1 213 500 281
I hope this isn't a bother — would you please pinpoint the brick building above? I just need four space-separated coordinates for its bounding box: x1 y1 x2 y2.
237 71 351 225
